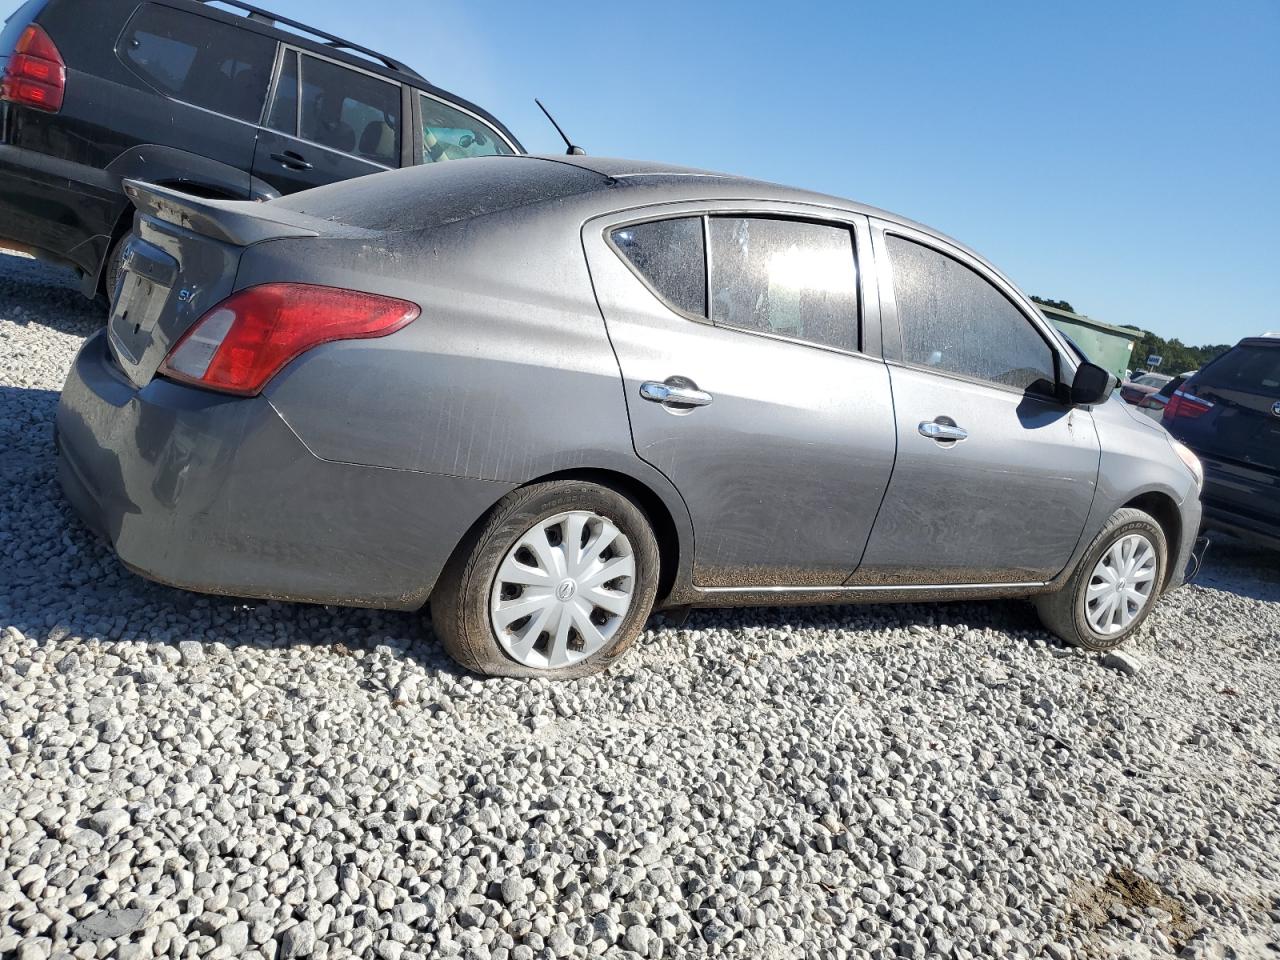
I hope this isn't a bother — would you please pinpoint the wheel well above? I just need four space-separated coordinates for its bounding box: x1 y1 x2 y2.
525 468 682 605
1122 491 1182 588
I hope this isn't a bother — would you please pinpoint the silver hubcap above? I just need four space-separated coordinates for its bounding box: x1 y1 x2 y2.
1086 533 1157 635
490 511 635 669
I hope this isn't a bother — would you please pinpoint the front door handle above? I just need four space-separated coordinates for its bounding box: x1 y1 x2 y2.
640 378 713 408
271 151 312 170
918 418 968 442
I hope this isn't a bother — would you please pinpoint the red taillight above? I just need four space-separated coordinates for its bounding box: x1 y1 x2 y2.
1163 389 1213 423
1 25 65 113
159 283 420 396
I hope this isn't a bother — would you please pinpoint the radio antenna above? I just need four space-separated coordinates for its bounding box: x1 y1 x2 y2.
535 99 586 156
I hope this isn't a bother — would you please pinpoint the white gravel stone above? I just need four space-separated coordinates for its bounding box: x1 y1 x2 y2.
2 252 1280 959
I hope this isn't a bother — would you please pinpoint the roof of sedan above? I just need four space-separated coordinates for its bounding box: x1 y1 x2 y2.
274 153 980 266
540 154 974 252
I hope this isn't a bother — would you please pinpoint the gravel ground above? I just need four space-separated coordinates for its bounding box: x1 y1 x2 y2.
2 249 1279 960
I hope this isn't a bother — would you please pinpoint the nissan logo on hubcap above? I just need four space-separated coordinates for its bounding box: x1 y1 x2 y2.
1272 401 1280 418
556 579 577 602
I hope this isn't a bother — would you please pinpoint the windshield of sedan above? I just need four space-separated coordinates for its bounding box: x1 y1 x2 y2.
421 94 515 162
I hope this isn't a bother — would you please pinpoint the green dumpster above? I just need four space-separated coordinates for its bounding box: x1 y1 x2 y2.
1038 304 1141 380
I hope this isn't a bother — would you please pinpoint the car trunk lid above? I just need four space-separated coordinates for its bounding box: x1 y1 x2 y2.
106 180 365 388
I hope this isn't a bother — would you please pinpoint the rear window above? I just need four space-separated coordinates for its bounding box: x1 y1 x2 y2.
119 4 276 123
1195 344 1280 397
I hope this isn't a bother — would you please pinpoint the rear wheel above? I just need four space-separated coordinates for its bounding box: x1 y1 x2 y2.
431 481 660 678
103 231 132 310
1034 507 1167 651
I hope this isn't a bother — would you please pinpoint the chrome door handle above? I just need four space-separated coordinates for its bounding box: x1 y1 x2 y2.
918 419 968 442
640 379 713 408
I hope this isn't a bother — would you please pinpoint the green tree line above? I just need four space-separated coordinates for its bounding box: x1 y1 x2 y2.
1030 296 1231 375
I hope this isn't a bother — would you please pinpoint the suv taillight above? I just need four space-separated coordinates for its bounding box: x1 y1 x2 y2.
159 283 420 396
1 24 66 113
1163 389 1214 423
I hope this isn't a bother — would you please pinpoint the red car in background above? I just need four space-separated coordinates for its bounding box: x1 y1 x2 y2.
1120 372 1173 406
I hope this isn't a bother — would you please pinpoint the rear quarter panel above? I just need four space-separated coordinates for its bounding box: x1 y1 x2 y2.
255 206 638 482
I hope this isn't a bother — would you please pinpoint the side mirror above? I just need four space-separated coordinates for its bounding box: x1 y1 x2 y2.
1071 361 1116 406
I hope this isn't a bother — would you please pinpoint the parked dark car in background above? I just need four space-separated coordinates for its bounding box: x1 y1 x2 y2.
0 0 520 302
55 156 1206 677
1119 371 1172 406
1164 335 1280 550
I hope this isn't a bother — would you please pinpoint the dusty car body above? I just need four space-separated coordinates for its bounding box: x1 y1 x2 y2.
56 156 1206 675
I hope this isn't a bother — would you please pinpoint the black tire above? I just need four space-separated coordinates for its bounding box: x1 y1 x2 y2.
102 231 131 310
1034 507 1167 652
430 481 661 678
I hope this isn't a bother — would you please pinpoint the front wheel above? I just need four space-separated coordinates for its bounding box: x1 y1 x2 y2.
1034 507 1167 652
430 481 661 678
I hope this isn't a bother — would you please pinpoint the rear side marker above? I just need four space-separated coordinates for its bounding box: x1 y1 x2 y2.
159 283 420 396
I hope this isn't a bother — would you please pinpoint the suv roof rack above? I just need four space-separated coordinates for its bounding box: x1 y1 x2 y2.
195 0 425 80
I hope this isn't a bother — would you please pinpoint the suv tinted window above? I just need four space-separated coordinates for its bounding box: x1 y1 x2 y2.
120 4 275 123
887 235 1055 392
421 94 514 162
709 218 858 352
292 53 400 164
1195 344 1280 397
611 218 706 317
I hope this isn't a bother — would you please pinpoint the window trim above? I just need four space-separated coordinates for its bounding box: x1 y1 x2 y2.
605 211 867 360
114 2 279 128
874 221 1069 401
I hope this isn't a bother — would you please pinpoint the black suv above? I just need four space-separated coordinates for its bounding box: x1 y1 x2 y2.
1163 335 1280 550
0 0 522 300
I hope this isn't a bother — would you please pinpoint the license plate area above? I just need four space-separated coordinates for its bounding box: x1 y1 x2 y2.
106 237 178 381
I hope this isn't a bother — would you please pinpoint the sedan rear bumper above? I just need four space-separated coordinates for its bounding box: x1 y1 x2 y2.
56 332 513 609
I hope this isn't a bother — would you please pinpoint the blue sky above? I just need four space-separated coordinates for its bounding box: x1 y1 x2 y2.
266 0 1278 346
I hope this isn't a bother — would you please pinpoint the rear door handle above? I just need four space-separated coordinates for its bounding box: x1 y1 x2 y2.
918 419 968 442
271 151 312 170
640 378 713 408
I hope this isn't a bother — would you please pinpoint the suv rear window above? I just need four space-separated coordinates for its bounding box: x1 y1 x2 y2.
1196 343 1280 397
421 94 514 162
119 4 276 123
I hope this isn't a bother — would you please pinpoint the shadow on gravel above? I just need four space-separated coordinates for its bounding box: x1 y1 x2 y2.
1196 536 1280 605
0 251 104 335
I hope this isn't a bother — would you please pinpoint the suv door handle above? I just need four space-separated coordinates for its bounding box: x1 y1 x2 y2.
918 419 968 442
640 378 713 408
271 151 312 170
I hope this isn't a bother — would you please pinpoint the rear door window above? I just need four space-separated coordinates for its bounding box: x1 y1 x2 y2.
887 234 1057 393
119 4 275 123
420 94 515 162
295 53 400 164
1195 344 1280 398
611 218 706 317
708 217 859 353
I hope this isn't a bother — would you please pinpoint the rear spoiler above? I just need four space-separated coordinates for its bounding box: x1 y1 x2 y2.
121 179 331 247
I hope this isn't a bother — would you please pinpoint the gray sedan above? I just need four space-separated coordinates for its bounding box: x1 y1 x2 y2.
56 156 1206 677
